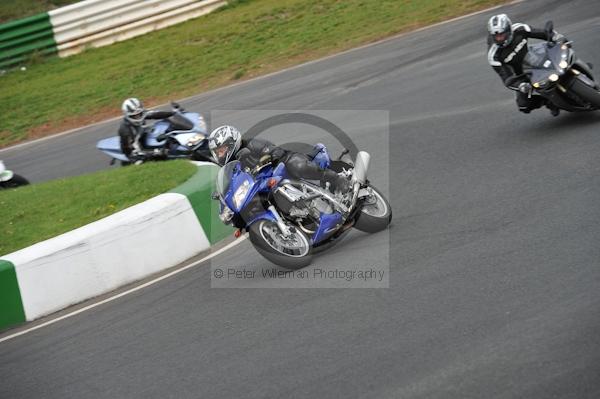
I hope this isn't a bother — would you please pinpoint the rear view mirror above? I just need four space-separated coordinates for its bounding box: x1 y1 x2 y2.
545 20 554 40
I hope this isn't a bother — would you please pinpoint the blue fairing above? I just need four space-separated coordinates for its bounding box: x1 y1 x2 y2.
145 123 169 148
147 112 204 150
271 162 288 179
312 212 343 243
225 163 282 212
96 137 130 162
220 149 343 245
221 165 279 227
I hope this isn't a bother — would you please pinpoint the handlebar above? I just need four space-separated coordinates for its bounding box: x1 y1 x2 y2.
504 74 528 90
156 131 174 142
252 161 272 175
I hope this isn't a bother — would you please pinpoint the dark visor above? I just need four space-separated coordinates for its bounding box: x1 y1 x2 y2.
494 32 508 43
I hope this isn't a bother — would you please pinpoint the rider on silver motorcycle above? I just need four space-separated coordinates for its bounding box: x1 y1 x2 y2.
118 97 182 162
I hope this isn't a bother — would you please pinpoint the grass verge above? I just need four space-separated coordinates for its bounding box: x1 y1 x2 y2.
0 0 79 23
0 160 197 256
1 0 507 147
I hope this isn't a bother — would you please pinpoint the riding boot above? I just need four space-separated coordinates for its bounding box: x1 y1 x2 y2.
546 102 560 117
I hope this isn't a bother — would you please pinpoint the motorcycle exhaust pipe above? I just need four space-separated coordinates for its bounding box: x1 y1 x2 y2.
353 151 370 185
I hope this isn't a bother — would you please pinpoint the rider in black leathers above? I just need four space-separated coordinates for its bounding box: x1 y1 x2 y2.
486 14 566 116
118 97 178 161
208 125 349 193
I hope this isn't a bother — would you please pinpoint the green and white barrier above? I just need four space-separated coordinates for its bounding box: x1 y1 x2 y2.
171 162 233 245
0 13 56 68
0 260 26 328
0 0 226 68
0 164 232 331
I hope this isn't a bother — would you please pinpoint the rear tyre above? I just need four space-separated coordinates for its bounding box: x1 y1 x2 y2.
249 220 313 270
354 186 392 233
570 75 600 108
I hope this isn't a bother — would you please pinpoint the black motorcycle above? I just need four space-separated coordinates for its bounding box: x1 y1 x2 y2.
508 21 600 112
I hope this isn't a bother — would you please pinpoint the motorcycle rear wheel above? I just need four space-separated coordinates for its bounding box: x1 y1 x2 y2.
249 220 313 270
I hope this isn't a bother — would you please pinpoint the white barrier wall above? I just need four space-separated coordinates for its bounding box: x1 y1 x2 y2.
48 0 227 57
2 193 210 321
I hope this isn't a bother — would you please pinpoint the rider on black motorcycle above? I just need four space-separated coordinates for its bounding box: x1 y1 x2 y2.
118 98 182 162
207 125 350 193
487 14 567 116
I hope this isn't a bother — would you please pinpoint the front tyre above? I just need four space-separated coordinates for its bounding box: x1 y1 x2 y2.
570 75 600 109
354 186 392 233
249 220 313 270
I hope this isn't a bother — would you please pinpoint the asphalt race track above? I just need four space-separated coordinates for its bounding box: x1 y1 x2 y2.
2 0 600 398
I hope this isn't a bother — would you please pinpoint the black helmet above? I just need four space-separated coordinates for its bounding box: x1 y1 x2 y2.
487 14 513 47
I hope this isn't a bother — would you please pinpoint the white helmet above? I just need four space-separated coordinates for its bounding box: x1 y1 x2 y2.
208 125 242 166
487 14 513 47
121 98 146 126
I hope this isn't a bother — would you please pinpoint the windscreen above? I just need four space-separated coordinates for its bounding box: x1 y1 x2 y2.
523 43 549 69
524 43 567 85
216 160 240 197
167 113 194 131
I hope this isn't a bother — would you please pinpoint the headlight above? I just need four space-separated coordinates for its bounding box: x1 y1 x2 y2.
559 60 568 69
549 74 559 82
187 133 206 147
533 82 541 88
233 180 251 210
198 117 207 133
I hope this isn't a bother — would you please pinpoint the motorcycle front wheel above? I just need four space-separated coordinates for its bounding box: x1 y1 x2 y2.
570 75 600 109
249 220 313 270
353 186 392 233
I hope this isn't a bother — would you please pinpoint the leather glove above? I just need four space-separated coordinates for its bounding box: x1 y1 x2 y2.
171 101 185 112
518 82 532 93
552 32 566 43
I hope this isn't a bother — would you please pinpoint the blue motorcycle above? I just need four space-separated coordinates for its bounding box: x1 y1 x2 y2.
214 145 392 269
96 109 211 165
